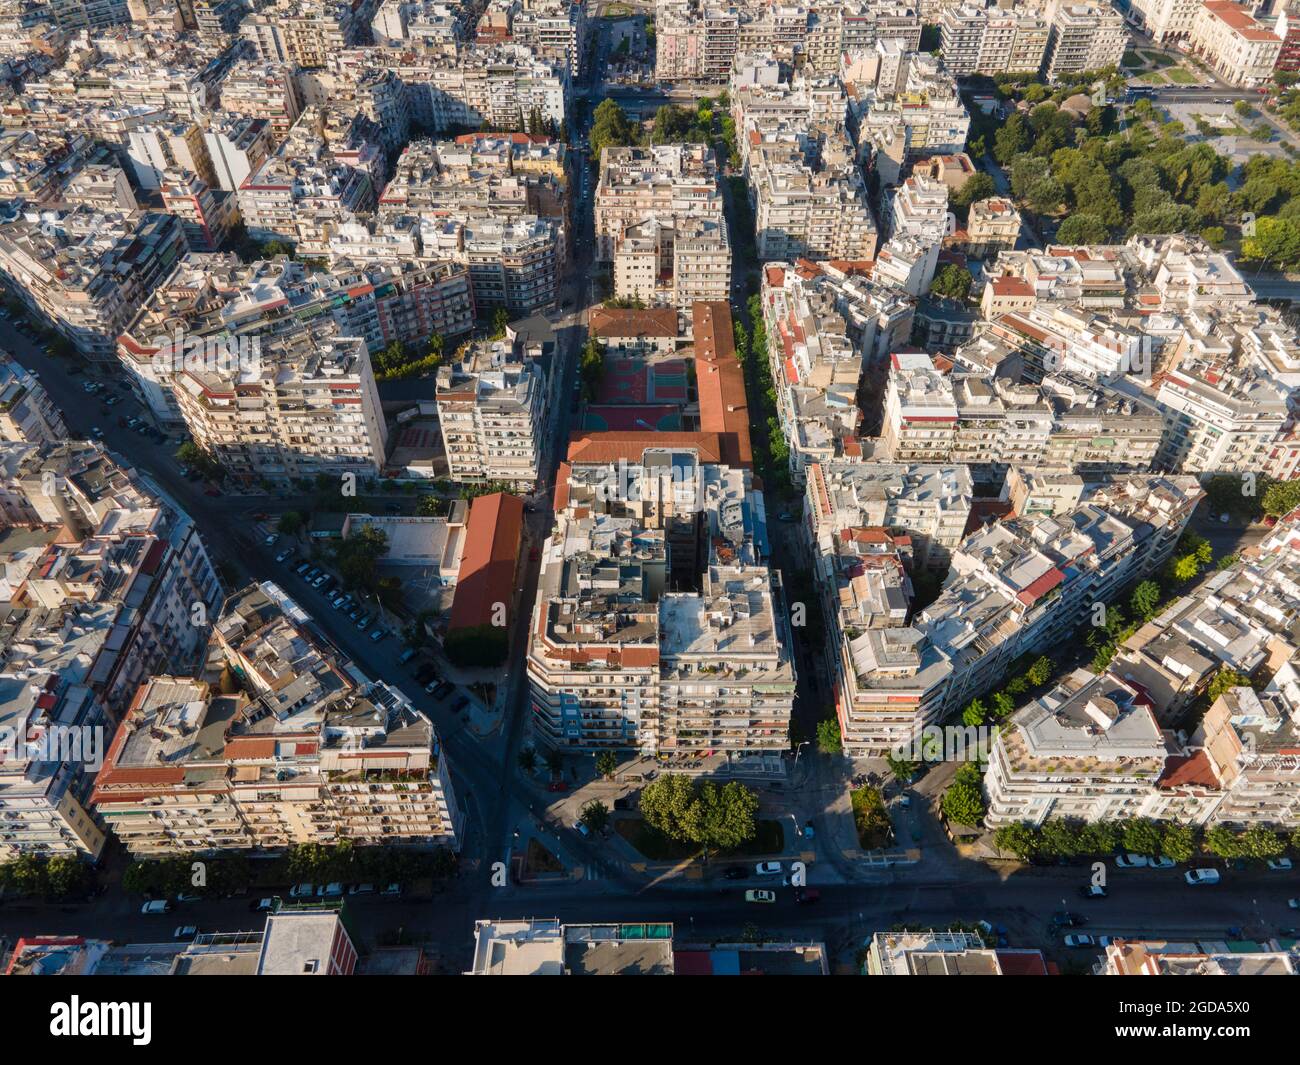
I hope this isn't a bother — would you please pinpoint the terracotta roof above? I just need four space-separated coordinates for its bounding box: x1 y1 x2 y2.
588 306 679 339
450 493 523 631
1156 750 1222 790
567 430 724 465
693 301 752 468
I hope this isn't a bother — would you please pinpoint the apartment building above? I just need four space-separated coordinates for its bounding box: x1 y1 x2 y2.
203 116 275 193
118 254 474 427
241 1 361 69
760 260 914 481
174 326 388 485
811 473 1201 754
1042 1 1128 81
435 335 546 486
889 173 950 243
1 436 222 696
613 215 731 309
217 61 303 142
0 352 66 445
940 6 1051 75
594 144 724 264
965 197 1021 260
1039 372 1165 472
0 208 186 362
528 446 795 761
1188 0 1282 87
92 582 463 856
1127 0 1203 42
881 353 958 463
125 120 215 191
508 0 588 80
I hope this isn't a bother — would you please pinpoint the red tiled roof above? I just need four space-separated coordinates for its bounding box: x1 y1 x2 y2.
693 301 752 469
450 493 523 631
588 306 679 339
1156 750 1222 790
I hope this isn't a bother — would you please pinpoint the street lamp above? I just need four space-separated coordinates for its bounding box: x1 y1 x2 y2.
793 741 810 766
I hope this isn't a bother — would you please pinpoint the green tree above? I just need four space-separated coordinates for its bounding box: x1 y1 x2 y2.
589 98 639 161
994 113 1031 164
940 763 986 827
929 263 974 300
961 698 987 727
1129 580 1162 622
46 856 90 900
1240 825 1285 860
1203 824 1244 859
277 511 304 535
1206 667 1250 704
951 172 997 212
1078 820 1122 856
994 821 1038 860
1160 822 1196 863
1055 213 1110 244
579 799 610 833
990 691 1016 720
691 780 760 853
886 751 920 782
1121 817 1162 857
1262 479 1300 518
1025 656 1052 688
1039 818 1083 858
639 774 700 841
333 525 388 592
815 717 842 754
595 750 619 779
517 746 538 774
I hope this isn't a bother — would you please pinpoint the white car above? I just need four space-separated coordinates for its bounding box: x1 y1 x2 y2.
1185 868 1221 886
1150 856 1177 869
173 925 198 941
1114 853 1149 868
754 861 782 876
289 883 314 899
574 820 591 837
1063 934 1096 948
1268 858 1294 871
1288 898 1300 909
264 534 278 546
744 889 776 904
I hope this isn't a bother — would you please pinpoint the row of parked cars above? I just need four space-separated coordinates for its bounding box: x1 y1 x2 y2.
280 555 389 641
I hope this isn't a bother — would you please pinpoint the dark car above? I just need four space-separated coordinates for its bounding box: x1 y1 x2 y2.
613 797 632 812
1078 884 1108 900
722 866 747 880
794 888 821 905
451 697 470 714
414 665 437 685
1051 911 1087 928
431 681 455 701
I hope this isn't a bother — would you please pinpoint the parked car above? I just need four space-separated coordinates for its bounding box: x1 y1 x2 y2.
288 883 314 899
317 882 344 898
803 821 815 839
305 567 321 581
1150 857 1177 869
431 682 455 701
744 889 776 904
264 534 278 546
311 574 327 588
275 549 292 563
574 820 590 837
175 892 204 903
1288 898 1300 909
90 427 104 439
722 866 747 880
1186 868 1221 886
613 797 632 812
348 884 375 896
369 627 385 642
398 646 417 664
173 925 199 940
1078 884 1108 899
794 888 821 905
1267 858 1294 871
1114 853 1149 868
380 883 402 898
1051 911 1086 928
1063 934 1096 948
295 562 310 575
140 900 173 915
754 861 782 876
250 898 276 913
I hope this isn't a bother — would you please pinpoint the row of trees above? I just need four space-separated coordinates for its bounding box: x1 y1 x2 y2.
1204 472 1300 522
0 855 94 901
993 816 1300 864
733 293 791 498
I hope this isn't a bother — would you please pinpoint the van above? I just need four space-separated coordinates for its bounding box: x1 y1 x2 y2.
140 899 172 915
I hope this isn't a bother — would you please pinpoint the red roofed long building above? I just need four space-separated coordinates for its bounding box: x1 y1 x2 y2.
1188 1 1283 86
450 492 524 632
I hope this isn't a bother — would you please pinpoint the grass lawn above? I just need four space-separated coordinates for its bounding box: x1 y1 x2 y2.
1137 71 1167 86
615 818 785 860
1141 50 1174 68
850 787 894 850
1121 49 1143 69
1166 68 1197 85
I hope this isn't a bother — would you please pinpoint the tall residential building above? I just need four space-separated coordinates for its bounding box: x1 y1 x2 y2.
940 6 1051 75
174 326 389 485
92 582 464 856
1042 1 1128 81
1126 0 1202 42
0 352 66 445
435 335 547 487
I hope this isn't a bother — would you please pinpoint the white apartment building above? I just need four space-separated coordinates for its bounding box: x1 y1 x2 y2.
940 6 1051 75
174 327 389 485
435 336 546 487
1127 0 1202 42
0 352 66 445
1043 1 1128 81
1188 0 1282 87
